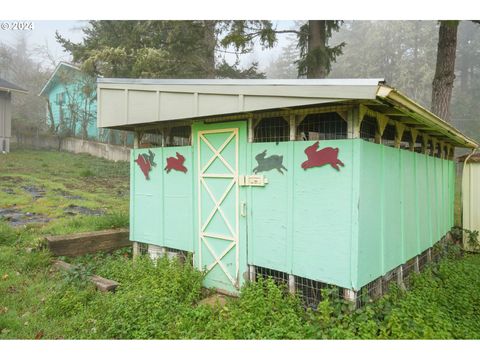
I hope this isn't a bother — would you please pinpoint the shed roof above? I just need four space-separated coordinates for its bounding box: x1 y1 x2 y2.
0 78 28 94
97 78 478 148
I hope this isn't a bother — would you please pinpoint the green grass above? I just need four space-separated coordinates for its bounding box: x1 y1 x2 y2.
1 148 480 339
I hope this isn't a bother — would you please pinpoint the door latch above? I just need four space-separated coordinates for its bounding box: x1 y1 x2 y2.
240 201 247 217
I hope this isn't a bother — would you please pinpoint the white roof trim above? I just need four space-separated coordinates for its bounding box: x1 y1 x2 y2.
98 78 385 86
38 62 81 97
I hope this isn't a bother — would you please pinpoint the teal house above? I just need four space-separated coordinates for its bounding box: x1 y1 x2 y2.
40 62 99 139
96 79 478 304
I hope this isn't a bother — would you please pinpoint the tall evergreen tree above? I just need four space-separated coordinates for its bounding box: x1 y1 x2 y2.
56 20 276 79
296 21 345 78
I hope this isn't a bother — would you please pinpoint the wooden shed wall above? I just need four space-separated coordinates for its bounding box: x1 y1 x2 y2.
462 161 480 249
356 141 455 289
129 138 455 291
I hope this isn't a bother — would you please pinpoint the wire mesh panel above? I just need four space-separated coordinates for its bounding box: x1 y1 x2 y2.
382 267 401 292
400 130 412 150
356 278 384 307
418 250 429 272
360 115 377 142
402 258 418 288
141 125 192 147
414 134 424 153
294 276 341 308
254 266 289 289
164 246 193 265
165 125 191 147
381 123 396 147
253 117 290 143
427 139 434 156
297 112 347 141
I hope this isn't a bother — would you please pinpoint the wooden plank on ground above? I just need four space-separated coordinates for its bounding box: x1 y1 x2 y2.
52 260 119 292
45 229 130 256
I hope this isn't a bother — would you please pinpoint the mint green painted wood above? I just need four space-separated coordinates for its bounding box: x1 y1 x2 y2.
163 146 194 252
249 142 291 272
130 146 194 251
192 121 248 294
357 141 383 288
247 140 355 289
130 148 164 245
292 140 354 289
129 137 455 293
355 141 455 289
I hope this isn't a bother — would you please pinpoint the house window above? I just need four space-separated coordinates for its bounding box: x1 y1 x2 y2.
55 92 65 105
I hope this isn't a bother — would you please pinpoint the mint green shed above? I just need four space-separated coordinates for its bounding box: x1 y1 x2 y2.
97 79 478 299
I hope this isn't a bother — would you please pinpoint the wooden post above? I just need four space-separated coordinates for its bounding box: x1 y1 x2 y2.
288 274 296 294
376 114 389 145
248 117 254 143
343 288 357 305
409 128 418 152
347 107 360 139
397 265 406 290
414 256 420 273
132 241 140 260
248 265 256 282
134 130 143 148
427 248 432 263
394 122 405 148
422 135 429 155
289 114 296 141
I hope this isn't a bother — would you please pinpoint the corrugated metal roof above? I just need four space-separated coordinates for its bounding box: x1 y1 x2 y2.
0 78 27 93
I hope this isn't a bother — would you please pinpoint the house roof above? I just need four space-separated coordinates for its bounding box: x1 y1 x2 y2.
38 62 81 97
96 78 478 149
0 78 28 94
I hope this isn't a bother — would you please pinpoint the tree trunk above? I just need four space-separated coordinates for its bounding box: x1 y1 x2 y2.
46 100 56 133
431 21 459 121
307 20 327 79
203 20 217 79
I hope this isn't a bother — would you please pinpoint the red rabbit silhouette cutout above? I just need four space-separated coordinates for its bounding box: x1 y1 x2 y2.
135 154 152 179
165 152 188 173
301 141 344 171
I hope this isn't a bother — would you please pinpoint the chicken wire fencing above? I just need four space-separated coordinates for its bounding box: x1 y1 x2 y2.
135 243 193 265
297 112 347 141
140 125 192 147
253 117 290 143
360 115 377 142
250 234 454 309
252 112 348 143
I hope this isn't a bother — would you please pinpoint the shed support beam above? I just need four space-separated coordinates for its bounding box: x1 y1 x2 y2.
248 265 256 282
134 131 144 148
288 274 296 294
132 242 140 260
422 135 429 155
375 114 389 144
289 114 296 141
343 289 358 308
394 122 406 148
248 117 254 143
409 128 419 151
347 107 360 139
